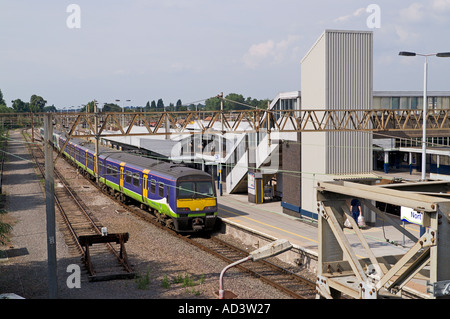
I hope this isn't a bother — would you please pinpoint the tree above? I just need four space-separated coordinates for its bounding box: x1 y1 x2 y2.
144 101 151 111
157 99 164 112
0 89 6 106
11 99 29 113
80 101 96 113
205 97 221 111
224 93 245 110
0 104 12 113
102 103 122 112
43 105 57 112
29 95 47 112
151 100 156 112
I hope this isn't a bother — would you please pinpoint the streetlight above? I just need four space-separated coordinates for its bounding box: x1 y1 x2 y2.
115 99 132 129
218 239 292 299
399 51 450 181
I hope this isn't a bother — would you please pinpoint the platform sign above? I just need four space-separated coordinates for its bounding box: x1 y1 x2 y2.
401 206 424 226
248 172 255 195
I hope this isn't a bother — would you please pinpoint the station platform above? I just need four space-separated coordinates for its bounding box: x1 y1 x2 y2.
216 170 430 297
217 193 420 259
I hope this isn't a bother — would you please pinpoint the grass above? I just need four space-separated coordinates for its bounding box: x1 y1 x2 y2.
135 267 151 290
161 272 206 296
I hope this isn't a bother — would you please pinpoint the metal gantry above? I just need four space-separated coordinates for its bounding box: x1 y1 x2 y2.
316 181 450 299
4 107 450 138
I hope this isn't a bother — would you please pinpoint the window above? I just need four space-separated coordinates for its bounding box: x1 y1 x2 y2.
197 181 214 197
411 97 418 109
391 97 400 109
125 171 132 184
159 182 165 197
178 181 195 198
133 173 140 187
87 155 93 167
107 165 112 176
166 186 170 202
112 166 118 179
150 179 156 194
178 181 214 199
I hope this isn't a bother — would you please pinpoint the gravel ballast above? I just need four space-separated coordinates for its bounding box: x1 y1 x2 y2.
0 130 297 300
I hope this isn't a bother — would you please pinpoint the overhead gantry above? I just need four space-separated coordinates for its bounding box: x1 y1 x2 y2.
316 181 450 299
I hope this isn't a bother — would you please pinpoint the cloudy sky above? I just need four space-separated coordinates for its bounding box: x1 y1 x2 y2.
1 0 450 109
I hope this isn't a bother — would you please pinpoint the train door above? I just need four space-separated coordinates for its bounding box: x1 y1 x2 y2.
143 174 148 202
119 162 125 191
94 154 97 175
142 169 149 202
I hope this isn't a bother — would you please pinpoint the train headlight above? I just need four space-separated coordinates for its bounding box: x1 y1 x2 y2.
177 207 190 212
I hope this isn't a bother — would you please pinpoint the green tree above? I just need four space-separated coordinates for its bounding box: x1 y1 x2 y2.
43 105 57 112
151 100 156 112
0 105 12 113
11 99 29 113
0 89 6 106
29 94 47 112
102 103 122 112
204 97 221 111
80 101 96 113
224 93 246 110
157 99 164 112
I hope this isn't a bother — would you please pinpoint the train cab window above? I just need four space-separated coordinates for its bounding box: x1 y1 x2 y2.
150 179 156 194
159 182 164 197
132 173 140 187
125 171 132 184
197 181 214 197
178 181 195 198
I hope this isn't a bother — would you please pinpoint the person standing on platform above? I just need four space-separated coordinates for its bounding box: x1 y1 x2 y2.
350 198 362 224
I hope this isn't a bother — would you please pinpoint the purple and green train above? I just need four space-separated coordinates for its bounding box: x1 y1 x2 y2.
50 131 217 232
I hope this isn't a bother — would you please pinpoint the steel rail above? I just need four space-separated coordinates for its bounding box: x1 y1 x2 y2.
23 130 133 275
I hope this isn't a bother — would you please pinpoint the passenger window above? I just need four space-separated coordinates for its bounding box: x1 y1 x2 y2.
150 180 156 194
125 171 132 184
133 173 140 187
112 167 118 179
159 182 164 197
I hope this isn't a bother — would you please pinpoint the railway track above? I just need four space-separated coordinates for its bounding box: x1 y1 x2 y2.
30 128 318 298
24 130 135 281
190 235 318 299
121 203 318 299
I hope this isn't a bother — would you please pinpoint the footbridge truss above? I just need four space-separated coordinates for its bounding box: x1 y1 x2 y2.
316 181 450 299
5 107 450 138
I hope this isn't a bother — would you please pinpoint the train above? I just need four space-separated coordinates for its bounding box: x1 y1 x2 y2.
44 129 218 232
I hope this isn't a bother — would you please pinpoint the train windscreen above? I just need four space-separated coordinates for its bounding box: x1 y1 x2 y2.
178 181 215 199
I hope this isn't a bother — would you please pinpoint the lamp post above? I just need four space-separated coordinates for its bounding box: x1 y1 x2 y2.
399 51 450 181
115 99 131 129
218 239 292 299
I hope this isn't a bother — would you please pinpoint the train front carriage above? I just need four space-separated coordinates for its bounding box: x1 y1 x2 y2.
174 173 217 232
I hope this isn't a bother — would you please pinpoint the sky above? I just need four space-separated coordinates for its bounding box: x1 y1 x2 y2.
1 0 450 109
